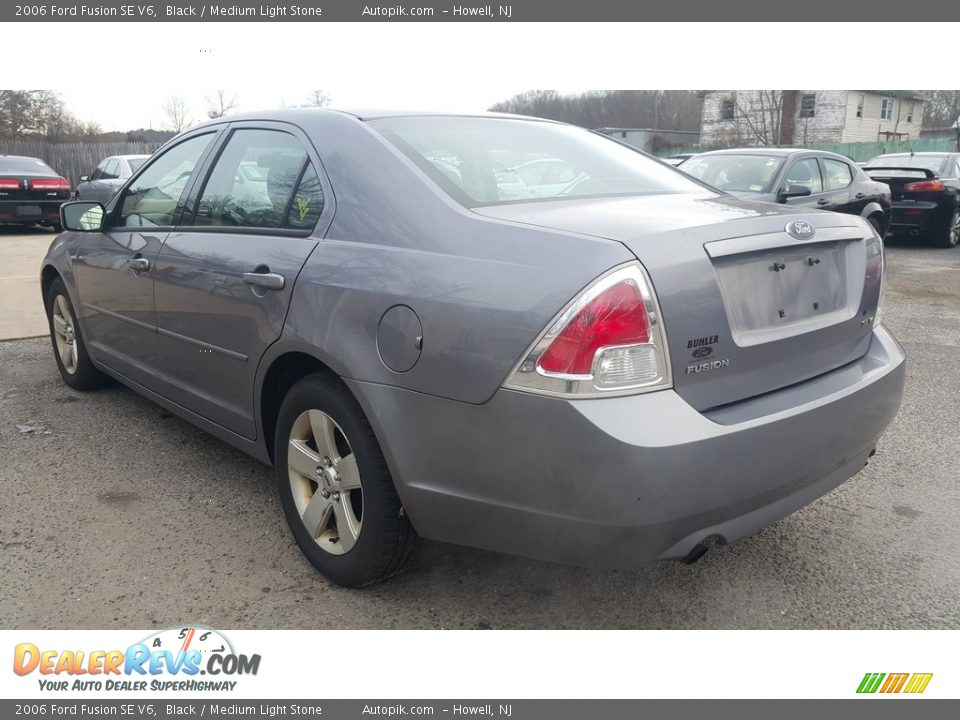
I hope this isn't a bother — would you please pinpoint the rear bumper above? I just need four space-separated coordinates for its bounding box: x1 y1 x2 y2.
350 326 906 568
888 201 951 235
0 200 63 225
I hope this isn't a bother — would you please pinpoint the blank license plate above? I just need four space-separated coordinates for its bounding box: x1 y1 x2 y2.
15 205 42 217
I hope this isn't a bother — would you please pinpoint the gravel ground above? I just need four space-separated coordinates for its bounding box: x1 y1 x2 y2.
1 238 958 629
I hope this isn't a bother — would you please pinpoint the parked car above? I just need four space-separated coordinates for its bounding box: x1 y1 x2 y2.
75 155 149 204
43 110 905 586
864 152 960 248
0 155 70 231
679 149 891 235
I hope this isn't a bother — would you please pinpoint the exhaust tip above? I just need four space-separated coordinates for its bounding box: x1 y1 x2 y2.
679 534 726 565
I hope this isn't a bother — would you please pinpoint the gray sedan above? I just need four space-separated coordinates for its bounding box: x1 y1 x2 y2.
75 154 149 204
43 110 905 586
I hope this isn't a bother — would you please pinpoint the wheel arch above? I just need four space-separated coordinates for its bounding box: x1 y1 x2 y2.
40 264 62 310
258 347 349 466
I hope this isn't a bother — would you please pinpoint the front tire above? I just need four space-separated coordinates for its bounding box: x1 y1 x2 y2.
275 373 419 587
45 277 109 390
934 209 960 248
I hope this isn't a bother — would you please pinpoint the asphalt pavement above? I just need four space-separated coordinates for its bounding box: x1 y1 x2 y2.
1 234 958 629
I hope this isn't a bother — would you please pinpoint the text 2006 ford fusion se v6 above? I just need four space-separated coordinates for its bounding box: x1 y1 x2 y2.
42 110 905 586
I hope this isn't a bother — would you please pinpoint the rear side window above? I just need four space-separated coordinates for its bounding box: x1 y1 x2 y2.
194 128 323 231
823 159 853 190
118 133 214 227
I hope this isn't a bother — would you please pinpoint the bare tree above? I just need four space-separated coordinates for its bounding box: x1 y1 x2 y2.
162 96 191 133
303 90 331 108
206 90 238 119
728 91 784 146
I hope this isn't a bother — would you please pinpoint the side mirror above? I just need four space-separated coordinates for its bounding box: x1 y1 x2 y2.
79 175 89 182
60 201 105 232
779 184 812 201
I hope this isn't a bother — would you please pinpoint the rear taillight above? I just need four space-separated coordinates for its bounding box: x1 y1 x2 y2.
902 179 945 192
29 177 70 191
0 178 20 190
505 263 671 398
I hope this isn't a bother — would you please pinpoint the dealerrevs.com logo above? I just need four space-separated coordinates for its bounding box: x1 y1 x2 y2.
13 627 261 692
857 672 933 695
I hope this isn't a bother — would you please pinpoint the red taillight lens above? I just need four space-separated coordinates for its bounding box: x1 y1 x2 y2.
0 178 20 190
538 282 650 375
29 177 70 191
902 179 945 192
505 263 671 397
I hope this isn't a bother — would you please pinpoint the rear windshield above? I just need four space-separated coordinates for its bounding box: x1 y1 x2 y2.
0 157 56 176
127 157 147 172
679 154 784 193
369 116 709 207
865 155 947 175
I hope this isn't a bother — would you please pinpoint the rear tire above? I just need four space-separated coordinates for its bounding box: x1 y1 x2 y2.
934 209 960 248
45 277 109 390
274 373 419 587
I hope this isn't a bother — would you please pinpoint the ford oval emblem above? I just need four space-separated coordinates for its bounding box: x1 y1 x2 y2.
786 220 816 240
692 346 713 359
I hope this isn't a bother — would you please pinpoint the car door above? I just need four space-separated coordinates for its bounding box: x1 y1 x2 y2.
79 160 108 201
780 156 831 209
72 132 219 391
820 157 859 215
151 124 330 439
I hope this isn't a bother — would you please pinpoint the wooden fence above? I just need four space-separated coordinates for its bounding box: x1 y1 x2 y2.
0 139 162 188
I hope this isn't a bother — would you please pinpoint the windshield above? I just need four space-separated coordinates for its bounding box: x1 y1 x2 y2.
369 116 710 206
0 157 56 176
679 154 784 193
865 155 946 175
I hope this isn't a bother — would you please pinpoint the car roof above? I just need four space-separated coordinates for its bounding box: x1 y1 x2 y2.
871 152 950 157
0 154 46 161
116 154 150 160
187 107 559 131
696 147 852 161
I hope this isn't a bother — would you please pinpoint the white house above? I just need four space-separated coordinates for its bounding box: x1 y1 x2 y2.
700 91 927 148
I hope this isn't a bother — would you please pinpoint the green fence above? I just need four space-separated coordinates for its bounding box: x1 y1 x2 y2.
657 137 958 162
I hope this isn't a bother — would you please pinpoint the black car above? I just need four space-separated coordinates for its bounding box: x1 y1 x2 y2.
679 148 892 235
864 153 960 248
0 155 70 232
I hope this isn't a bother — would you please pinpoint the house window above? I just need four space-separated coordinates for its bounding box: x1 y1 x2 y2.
881 97 895 121
856 94 865 118
721 98 736 121
799 94 816 119
906 102 915 123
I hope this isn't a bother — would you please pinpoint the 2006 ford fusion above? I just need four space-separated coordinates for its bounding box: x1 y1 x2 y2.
43 110 905 586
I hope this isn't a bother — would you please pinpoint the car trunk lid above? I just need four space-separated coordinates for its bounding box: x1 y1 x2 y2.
474 193 883 411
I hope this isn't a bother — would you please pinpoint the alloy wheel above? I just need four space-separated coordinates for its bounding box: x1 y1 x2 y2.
51 295 78 374
287 409 363 555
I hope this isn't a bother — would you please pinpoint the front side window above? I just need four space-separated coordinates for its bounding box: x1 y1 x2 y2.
118 133 213 227
194 128 323 230
370 116 709 207
799 94 816 119
102 159 120 180
823 158 853 190
783 158 823 193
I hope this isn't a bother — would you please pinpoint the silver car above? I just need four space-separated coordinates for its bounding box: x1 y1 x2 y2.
75 154 150 204
42 110 905 586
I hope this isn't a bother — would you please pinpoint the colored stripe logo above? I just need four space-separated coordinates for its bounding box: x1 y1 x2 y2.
857 672 933 694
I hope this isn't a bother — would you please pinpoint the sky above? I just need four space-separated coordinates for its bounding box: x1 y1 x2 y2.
13 22 956 133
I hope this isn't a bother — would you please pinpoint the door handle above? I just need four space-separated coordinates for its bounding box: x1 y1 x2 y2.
816 199 830 206
243 271 285 291
855 192 866 199
126 257 150 272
